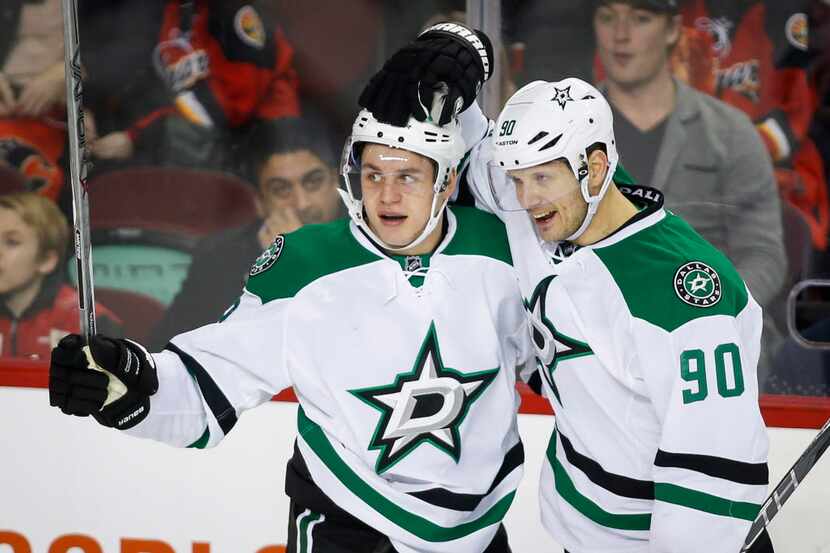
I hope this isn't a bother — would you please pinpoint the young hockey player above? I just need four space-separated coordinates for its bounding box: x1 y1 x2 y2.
47 104 532 553
360 24 771 553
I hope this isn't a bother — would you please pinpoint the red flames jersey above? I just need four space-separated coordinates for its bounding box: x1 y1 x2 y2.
0 114 65 201
680 0 827 248
130 0 299 138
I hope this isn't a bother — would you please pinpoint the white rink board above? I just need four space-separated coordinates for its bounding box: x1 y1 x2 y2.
1 387 828 552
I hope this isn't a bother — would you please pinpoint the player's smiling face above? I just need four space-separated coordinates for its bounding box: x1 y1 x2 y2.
360 144 453 253
508 159 588 242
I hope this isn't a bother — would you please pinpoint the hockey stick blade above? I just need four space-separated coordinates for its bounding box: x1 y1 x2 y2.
741 416 830 551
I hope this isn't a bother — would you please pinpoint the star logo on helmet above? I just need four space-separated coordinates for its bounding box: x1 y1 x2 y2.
551 86 574 109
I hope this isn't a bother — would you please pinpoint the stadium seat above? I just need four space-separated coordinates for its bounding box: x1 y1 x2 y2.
87 167 259 237
94 287 166 344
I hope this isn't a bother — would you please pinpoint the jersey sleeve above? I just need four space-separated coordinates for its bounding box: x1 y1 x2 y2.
456 102 500 216
630 296 769 552
125 289 294 449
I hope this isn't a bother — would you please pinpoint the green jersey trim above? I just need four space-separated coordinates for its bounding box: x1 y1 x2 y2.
187 427 210 449
246 219 382 303
654 482 762 522
547 430 652 531
593 213 749 333
297 407 515 542
612 163 636 185
441 206 513 266
297 510 323 553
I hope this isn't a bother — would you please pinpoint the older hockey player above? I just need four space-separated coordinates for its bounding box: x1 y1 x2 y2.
47 101 532 552
360 24 771 553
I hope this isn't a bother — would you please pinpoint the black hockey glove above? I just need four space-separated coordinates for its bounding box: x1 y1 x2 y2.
49 334 158 430
359 23 494 126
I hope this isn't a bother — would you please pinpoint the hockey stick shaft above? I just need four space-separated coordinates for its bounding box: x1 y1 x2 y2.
741 416 830 551
60 0 97 342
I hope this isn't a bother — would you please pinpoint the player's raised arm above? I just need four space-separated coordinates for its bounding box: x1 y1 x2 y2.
359 24 502 215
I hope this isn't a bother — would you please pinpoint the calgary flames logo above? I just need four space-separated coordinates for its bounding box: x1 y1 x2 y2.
786 13 808 52
0 138 60 195
235 6 266 49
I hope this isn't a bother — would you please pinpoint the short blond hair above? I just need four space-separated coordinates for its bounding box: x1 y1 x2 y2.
0 192 70 265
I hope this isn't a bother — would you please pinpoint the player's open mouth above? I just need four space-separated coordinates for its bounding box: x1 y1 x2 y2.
533 209 556 225
379 214 407 226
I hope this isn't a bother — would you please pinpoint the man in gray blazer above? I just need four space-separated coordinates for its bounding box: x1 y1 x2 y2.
593 0 786 383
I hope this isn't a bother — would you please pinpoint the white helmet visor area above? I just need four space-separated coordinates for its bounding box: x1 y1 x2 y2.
486 159 582 213
341 141 439 203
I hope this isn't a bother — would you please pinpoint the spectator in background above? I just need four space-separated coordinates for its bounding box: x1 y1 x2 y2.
592 0 786 384
0 192 120 359
78 0 166 171
677 0 828 251
148 117 342 349
90 0 300 172
0 0 68 201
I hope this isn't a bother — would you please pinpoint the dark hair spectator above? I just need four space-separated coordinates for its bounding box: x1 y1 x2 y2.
149 116 342 349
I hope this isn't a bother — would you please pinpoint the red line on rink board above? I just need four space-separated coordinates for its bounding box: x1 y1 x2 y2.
2 361 829 429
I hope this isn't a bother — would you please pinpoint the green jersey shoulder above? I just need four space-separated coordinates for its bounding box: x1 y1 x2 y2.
444 206 512 266
246 218 381 303
592 212 749 332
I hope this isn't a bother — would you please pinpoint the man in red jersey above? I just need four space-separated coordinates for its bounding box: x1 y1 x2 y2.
679 0 827 249
91 0 300 170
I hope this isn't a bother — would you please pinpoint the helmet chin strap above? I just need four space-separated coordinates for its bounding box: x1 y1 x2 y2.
563 162 614 243
338 188 448 253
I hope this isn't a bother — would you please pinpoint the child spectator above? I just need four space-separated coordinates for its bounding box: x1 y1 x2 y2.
0 192 120 359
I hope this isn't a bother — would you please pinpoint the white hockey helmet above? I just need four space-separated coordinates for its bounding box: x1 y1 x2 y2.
489 77 619 242
340 108 466 252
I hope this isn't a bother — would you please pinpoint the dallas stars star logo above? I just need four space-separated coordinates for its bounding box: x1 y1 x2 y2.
552 86 575 109
350 323 498 474
525 275 593 405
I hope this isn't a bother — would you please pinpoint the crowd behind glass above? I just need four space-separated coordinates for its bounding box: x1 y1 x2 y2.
0 0 827 396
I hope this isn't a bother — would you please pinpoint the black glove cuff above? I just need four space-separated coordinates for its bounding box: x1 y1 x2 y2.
419 23 493 82
94 392 151 430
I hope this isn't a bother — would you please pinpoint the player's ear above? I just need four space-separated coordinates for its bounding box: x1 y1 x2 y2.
587 149 608 195
666 14 682 49
37 249 59 276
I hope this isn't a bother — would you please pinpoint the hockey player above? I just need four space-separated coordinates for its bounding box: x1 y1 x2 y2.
360 24 771 552
47 100 532 553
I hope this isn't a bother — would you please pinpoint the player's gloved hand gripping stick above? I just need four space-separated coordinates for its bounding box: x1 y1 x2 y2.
359 22 494 126
49 335 158 430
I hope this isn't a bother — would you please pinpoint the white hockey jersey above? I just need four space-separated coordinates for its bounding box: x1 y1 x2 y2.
461 106 770 553
125 206 532 553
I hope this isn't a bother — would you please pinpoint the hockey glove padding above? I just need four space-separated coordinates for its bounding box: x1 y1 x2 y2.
49 334 158 430
359 23 494 126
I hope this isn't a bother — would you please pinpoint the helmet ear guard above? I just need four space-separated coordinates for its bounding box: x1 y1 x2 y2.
340 108 465 252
